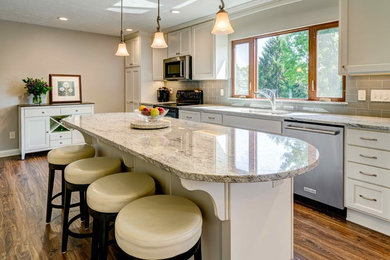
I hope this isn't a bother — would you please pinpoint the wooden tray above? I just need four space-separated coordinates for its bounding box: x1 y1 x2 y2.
130 119 171 130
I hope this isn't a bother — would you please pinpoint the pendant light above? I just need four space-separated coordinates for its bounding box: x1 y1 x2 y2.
211 0 234 35
151 0 168 48
115 0 129 56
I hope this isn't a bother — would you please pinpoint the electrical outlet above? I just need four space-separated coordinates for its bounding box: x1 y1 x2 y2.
371 89 390 102
9 131 15 139
220 89 224 96
358 90 366 101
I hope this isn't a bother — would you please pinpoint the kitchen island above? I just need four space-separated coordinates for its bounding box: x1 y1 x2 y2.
62 113 319 260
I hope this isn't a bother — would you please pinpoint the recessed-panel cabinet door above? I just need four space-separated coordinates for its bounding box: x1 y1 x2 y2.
126 68 134 102
179 28 192 56
132 68 141 103
168 31 180 57
25 117 50 151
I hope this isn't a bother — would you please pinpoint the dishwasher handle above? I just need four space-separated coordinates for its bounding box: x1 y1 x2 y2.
284 125 339 135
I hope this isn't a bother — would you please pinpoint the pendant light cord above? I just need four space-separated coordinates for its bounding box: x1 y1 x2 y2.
120 0 124 42
156 0 161 32
219 0 225 10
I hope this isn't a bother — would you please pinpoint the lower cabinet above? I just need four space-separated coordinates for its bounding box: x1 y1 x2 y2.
223 115 282 134
19 104 94 159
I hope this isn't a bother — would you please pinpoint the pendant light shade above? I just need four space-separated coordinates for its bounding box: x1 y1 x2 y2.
212 0 234 35
151 0 168 48
115 0 129 56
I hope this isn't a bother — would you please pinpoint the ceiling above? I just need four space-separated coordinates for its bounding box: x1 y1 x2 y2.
0 0 280 36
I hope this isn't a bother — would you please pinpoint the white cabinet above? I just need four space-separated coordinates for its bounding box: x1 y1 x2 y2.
19 104 94 159
125 37 140 67
153 47 167 81
192 21 228 80
125 67 141 110
223 115 282 135
339 0 390 74
167 28 191 57
25 117 50 151
179 110 201 122
345 128 390 235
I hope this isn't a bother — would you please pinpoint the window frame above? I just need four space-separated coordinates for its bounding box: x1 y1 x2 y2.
231 21 346 102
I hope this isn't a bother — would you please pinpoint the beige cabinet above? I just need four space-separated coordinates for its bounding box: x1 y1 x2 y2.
167 28 191 57
339 0 390 74
192 21 228 80
152 47 167 81
125 37 140 67
125 67 141 111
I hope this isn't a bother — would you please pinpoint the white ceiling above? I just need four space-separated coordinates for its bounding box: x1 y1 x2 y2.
0 0 279 36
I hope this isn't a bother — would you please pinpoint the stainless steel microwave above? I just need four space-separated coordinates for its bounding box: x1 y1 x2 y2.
163 55 192 81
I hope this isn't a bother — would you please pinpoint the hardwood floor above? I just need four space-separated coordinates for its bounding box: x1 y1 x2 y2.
1 153 390 260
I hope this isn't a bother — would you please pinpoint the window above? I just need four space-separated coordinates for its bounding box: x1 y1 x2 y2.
232 22 345 101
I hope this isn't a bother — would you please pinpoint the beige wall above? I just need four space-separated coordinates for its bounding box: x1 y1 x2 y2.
0 20 124 152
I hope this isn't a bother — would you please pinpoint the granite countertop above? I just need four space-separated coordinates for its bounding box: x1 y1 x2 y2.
179 105 390 132
19 102 94 107
62 113 319 183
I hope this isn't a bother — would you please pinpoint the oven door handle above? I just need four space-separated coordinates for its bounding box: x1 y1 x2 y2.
284 125 339 135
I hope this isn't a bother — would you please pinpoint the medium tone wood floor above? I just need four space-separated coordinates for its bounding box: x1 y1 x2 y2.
1 153 390 260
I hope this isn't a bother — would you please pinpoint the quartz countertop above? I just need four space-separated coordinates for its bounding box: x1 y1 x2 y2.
179 105 390 132
62 113 319 183
18 102 94 107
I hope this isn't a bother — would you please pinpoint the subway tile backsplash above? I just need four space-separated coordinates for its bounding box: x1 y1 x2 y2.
165 75 390 118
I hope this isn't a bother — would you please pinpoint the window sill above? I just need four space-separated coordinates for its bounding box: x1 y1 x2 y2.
227 97 348 106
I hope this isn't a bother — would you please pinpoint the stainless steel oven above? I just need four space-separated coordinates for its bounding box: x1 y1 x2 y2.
163 55 192 81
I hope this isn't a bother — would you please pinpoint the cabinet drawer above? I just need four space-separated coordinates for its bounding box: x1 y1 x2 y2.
223 115 282 134
346 145 390 169
179 110 201 122
346 128 390 151
61 106 92 115
346 162 390 188
24 107 61 117
201 112 222 125
50 132 72 141
50 139 72 147
346 179 390 221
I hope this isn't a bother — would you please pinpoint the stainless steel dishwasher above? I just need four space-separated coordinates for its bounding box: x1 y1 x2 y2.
283 120 344 209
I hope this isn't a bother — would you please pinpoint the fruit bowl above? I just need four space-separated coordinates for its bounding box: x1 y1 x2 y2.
134 107 169 123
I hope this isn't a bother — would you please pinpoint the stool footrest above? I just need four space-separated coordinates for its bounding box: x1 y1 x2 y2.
66 214 93 239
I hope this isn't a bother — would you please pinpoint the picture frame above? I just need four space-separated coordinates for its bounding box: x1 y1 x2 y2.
49 74 82 103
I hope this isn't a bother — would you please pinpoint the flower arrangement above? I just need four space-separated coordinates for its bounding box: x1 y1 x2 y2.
22 77 51 105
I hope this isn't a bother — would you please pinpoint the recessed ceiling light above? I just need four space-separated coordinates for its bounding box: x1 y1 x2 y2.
125 28 133 32
57 17 68 21
171 10 180 14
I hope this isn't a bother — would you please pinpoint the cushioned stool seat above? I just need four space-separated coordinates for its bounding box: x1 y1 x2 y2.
87 172 155 213
65 157 121 185
115 195 202 260
47 144 95 165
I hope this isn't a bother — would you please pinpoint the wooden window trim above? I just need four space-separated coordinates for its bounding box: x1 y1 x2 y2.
231 21 346 102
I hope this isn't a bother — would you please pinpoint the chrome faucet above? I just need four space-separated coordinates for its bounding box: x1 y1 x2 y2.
253 89 277 111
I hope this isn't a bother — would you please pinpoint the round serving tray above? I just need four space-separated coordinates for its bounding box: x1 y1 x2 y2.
130 119 171 130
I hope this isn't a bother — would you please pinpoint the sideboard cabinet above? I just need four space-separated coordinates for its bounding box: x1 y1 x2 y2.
19 103 94 159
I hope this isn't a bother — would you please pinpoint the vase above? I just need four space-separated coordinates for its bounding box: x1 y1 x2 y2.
28 94 47 105
32 95 42 105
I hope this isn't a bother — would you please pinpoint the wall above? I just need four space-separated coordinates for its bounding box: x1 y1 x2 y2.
166 0 390 118
0 20 124 153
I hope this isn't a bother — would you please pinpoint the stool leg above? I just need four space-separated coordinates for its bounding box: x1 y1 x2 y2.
80 191 86 222
98 217 109 260
194 240 202 260
61 169 65 207
62 187 72 253
91 216 100 260
45 167 55 223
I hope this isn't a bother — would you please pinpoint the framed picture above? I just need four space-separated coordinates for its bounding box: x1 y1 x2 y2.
49 74 82 103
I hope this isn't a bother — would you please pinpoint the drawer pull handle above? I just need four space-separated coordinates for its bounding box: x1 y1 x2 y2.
42 111 45 114
359 171 377 177
359 154 377 159
186 116 192 119
360 137 378 141
60 136 62 138
60 142 63 144
208 117 215 120
359 195 377 202
75 110 79 112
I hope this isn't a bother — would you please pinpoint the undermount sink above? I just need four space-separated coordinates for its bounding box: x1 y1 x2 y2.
239 108 291 115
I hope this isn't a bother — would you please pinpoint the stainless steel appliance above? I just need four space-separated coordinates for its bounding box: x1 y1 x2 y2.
157 87 170 102
283 120 344 209
163 55 192 81
154 89 203 118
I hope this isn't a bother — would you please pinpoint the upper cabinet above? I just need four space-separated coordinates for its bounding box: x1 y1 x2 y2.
192 21 228 80
339 0 390 75
167 28 192 57
125 37 140 67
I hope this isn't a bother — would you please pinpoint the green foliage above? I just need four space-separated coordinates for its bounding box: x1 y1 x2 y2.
22 77 51 97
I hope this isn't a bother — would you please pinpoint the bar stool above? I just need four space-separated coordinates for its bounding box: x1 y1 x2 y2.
46 144 95 223
115 195 203 260
87 172 156 259
62 157 122 253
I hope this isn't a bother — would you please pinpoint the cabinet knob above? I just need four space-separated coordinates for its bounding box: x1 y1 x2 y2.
42 111 45 114
46 131 49 133
60 142 63 144
75 110 79 112
176 52 180 55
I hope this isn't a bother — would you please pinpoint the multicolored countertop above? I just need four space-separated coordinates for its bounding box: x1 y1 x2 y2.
62 113 319 183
